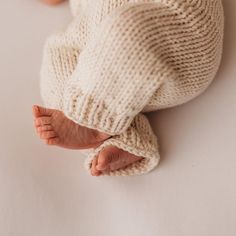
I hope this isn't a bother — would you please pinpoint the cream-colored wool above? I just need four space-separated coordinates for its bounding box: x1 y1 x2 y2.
85 113 160 176
40 0 224 176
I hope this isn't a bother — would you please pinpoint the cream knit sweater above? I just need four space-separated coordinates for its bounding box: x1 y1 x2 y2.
40 0 224 176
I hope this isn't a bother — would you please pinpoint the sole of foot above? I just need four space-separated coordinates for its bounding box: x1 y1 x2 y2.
32 105 110 149
90 145 144 176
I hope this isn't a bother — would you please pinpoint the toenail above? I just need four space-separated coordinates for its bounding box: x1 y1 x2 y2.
91 169 100 176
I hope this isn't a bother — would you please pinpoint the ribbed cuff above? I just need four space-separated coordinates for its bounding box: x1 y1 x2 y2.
84 113 160 176
62 90 134 135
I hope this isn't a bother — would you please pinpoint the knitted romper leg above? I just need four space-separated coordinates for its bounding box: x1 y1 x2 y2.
40 12 88 109
40 0 224 176
62 1 224 176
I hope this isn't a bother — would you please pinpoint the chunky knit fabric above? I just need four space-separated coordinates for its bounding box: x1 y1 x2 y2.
40 0 224 176
84 113 160 176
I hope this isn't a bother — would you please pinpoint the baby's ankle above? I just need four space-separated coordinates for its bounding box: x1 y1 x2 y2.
95 131 111 143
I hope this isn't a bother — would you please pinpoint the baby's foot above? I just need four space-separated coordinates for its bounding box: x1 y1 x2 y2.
32 105 110 149
42 0 65 5
91 146 144 176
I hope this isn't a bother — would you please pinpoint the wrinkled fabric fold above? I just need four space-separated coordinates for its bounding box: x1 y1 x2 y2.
40 0 224 176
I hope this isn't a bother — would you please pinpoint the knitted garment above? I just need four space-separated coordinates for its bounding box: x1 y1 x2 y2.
40 0 224 176
84 113 160 176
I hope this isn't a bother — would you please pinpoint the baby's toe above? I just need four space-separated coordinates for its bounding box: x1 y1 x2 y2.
46 137 60 146
35 117 51 127
40 131 57 139
34 105 54 116
91 157 101 176
32 105 40 118
37 125 53 132
96 152 112 171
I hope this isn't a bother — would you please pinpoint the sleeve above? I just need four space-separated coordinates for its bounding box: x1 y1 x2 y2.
84 113 160 176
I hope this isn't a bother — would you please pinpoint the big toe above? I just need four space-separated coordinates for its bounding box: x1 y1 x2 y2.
33 105 53 118
96 146 120 171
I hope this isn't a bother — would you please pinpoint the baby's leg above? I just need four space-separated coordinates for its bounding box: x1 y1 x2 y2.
60 4 168 175
40 33 79 110
36 14 110 149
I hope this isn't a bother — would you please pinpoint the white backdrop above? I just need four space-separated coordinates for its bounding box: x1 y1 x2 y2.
0 0 235 235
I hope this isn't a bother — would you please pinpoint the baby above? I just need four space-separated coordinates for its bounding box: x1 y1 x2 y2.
33 0 224 176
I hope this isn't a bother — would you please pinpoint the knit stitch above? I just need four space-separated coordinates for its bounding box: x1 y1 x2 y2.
84 113 160 176
40 0 224 176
